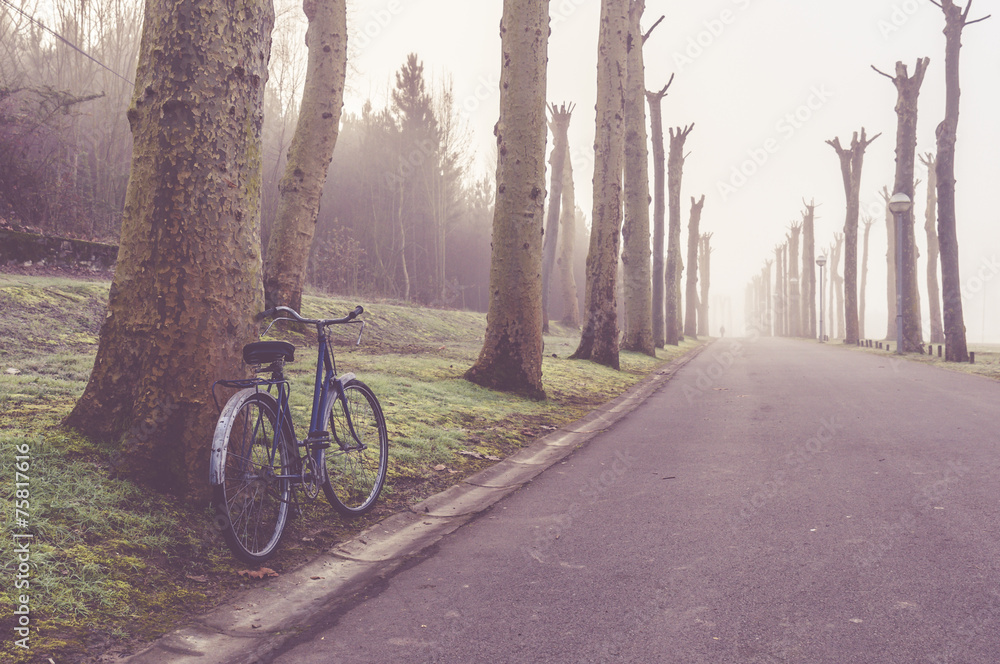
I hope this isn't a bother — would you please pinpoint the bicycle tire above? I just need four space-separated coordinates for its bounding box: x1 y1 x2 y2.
212 390 293 563
322 379 388 516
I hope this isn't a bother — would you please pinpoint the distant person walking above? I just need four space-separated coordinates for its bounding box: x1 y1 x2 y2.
720 326 725 338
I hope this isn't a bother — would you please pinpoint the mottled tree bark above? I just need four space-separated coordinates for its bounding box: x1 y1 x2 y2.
63 0 274 498
932 0 986 361
645 77 672 348
263 0 347 311
572 0 627 368
620 1 658 355
664 123 693 346
557 151 581 329
875 58 929 353
465 0 549 397
683 195 704 339
827 129 879 345
920 152 945 344
698 232 712 337
542 103 573 334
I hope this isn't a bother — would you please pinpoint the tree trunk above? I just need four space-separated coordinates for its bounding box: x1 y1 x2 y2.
572 0 628 368
935 0 985 362
881 186 896 340
831 234 845 340
802 200 817 339
683 195 704 339
698 232 712 337
876 58 929 353
465 0 549 397
620 0 655 355
764 260 773 336
827 129 879 345
920 152 945 344
774 245 785 336
263 0 347 311
557 148 581 328
645 78 672 348
664 123 693 346
860 216 874 340
788 223 801 337
542 103 573 333
63 0 274 498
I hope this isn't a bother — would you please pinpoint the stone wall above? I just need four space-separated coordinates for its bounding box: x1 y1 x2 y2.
0 230 118 270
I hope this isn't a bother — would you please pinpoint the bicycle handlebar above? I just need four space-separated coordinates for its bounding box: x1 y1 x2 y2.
258 305 364 326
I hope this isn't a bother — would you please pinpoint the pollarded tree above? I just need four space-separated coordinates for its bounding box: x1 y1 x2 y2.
827 128 880 345
920 152 945 344
683 195 704 339
788 222 802 338
874 58 929 353
263 0 347 311
63 0 274 497
465 0 549 398
620 2 661 355
557 150 581 328
645 75 674 348
801 199 818 339
830 234 845 340
930 0 989 361
542 102 574 333
572 0 628 368
664 123 694 346
697 232 712 337
859 215 875 340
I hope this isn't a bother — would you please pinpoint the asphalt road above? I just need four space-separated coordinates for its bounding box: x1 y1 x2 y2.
269 337 1000 664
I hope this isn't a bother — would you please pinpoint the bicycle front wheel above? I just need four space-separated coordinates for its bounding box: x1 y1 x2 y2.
322 379 388 516
212 390 293 564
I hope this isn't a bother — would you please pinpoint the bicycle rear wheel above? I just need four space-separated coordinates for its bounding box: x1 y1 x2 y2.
323 379 388 516
212 390 293 563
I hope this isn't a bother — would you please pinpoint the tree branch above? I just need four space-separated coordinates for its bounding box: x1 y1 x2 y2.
643 15 665 42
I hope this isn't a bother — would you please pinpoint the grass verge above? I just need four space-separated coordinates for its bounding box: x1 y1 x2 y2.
0 273 702 662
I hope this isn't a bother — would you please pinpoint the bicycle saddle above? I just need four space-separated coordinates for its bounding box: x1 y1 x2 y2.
242 341 295 365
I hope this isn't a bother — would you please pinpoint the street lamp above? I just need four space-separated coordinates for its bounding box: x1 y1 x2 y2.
816 254 827 342
888 192 912 355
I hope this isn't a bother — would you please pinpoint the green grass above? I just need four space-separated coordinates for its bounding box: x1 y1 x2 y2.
0 274 702 662
842 337 1000 380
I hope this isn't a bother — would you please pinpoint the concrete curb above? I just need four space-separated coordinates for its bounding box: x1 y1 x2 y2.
124 342 709 663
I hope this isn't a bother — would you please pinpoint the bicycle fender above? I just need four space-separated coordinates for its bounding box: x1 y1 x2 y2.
209 388 257 486
337 372 356 385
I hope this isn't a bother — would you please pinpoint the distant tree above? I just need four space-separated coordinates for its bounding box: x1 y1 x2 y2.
263 0 347 311
683 195 704 339
827 128 879 345
801 199 818 339
830 234 845 340
880 186 897 340
64 0 274 497
572 0 628 368
931 0 988 361
788 222 802 338
763 259 773 336
664 123 693 346
874 58 929 353
557 148 581 328
859 215 875 340
620 3 661 355
645 76 673 348
920 152 945 344
697 232 712 337
465 0 549 397
774 244 785 336
542 103 573 333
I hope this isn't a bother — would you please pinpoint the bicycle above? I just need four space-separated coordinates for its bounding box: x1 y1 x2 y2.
209 305 389 564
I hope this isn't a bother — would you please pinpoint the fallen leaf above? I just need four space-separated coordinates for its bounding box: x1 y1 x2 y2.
185 574 209 583
6 367 21 375
484 455 501 461
433 464 447 471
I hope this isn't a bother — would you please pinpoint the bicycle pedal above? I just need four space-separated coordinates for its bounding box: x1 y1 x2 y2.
305 431 331 449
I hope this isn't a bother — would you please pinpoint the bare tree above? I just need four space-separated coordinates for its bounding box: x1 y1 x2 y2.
874 58 929 353
64 0 274 496
466 0 549 397
620 4 661 355
830 234 845 340
930 0 988 361
572 0 628 368
542 102 574 333
263 0 347 311
698 232 712 337
801 199 818 339
920 152 945 344
683 195 705 338
645 76 673 348
859 215 875 340
557 152 581 328
664 123 694 346
787 223 802 337
827 128 880 345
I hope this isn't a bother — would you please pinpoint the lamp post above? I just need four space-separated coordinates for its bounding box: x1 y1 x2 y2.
888 192 912 355
816 254 827 342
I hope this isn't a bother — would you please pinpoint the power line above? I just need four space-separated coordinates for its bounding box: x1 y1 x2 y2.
0 0 135 88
